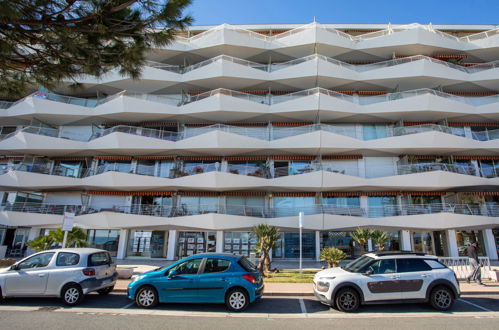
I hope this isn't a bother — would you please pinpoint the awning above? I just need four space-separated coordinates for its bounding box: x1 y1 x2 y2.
272 192 316 197
454 156 499 160
272 122 313 126
88 191 173 196
179 156 222 161
177 191 219 196
226 156 268 161
51 156 88 161
94 156 133 161
448 122 499 127
222 191 267 196
271 156 316 161
445 91 499 96
322 155 363 160
134 155 176 160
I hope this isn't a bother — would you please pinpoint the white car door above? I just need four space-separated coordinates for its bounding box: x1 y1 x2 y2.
4 252 55 296
396 258 434 300
360 259 403 302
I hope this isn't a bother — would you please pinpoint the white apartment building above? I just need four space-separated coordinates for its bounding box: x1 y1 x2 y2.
0 22 499 261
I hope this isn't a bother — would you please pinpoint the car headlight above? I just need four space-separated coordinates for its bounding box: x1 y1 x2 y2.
130 275 145 283
316 281 330 292
319 277 336 280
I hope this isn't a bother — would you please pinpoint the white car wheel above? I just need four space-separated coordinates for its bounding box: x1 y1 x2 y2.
61 284 83 306
136 286 158 308
225 288 249 312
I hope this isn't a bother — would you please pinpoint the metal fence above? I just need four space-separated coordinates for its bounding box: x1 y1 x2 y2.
438 257 492 279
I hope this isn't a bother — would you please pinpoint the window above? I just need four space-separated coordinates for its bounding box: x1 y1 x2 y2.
397 259 432 273
424 259 446 269
343 256 374 273
172 258 202 275
56 252 80 266
203 258 230 274
88 252 111 266
17 252 55 269
366 259 396 274
238 257 257 272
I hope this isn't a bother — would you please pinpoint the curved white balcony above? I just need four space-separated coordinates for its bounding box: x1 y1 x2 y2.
1 125 499 156
1 162 498 191
154 23 499 61
1 202 498 231
3 88 499 125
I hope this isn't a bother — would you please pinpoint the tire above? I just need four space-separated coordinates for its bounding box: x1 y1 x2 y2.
225 288 249 312
429 285 454 311
334 287 360 313
135 286 158 309
61 284 84 306
97 286 114 295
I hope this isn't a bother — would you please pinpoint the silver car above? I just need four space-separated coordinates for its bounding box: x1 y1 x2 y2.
0 248 117 305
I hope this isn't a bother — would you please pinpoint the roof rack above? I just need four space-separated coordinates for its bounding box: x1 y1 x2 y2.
372 251 427 256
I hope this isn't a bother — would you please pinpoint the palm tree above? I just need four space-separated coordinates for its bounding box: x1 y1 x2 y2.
252 224 280 275
26 227 88 251
320 247 347 268
350 227 374 252
371 230 391 251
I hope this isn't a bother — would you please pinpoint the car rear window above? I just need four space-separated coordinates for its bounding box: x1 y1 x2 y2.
238 257 257 272
88 252 111 266
56 252 80 266
397 258 433 272
203 258 231 273
424 259 447 269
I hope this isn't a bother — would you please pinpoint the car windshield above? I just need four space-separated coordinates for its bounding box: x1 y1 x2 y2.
342 255 374 273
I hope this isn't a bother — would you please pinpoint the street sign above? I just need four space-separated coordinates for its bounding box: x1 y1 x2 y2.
62 212 75 231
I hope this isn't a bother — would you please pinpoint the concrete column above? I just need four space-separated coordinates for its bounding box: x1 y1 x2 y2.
463 126 473 139
27 227 40 241
315 230 321 261
367 239 373 252
357 158 366 178
446 230 459 257
355 124 363 140
116 229 128 259
130 160 138 174
216 231 224 253
483 229 498 260
166 229 177 260
471 160 480 177
220 160 228 172
360 196 369 217
400 230 412 251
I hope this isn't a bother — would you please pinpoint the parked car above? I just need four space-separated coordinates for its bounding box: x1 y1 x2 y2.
127 253 264 312
313 252 460 312
0 248 117 306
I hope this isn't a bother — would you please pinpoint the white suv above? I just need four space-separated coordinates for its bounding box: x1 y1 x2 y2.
313 252 460 312
0 248 117 305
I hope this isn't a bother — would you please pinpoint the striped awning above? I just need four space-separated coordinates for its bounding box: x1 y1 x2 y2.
449 122 499 127
271 156 316 161
272 122 313 126
403 122 435 126
399 155 446 159
464 191 499 196
454 156 499 160
222 191 267 196
51 156 88 161
226 156 268 161
94 156 133 161
88 191 173 196
0 155 25 160
336 91 388 95
134 155 176 160
272 192 316 197
185 122 267 127
323 191 447 197
177 191 219 196
323 192 362 197
402 192 446 196
445 91 499 96
322 155 363 160
432 54 467 60
104 121 178 127
179 156 222 161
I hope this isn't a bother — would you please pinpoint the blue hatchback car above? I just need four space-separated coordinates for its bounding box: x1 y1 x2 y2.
127 253 264 311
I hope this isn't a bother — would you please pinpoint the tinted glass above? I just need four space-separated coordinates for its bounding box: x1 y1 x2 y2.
56 252 80 266
173 258 202 275
203 258 230 274
343 255 374 273
397 258 433 272
18 252 55 269
424 259 446 269
88 252 111 266
366 259 396 274
238 257 257 272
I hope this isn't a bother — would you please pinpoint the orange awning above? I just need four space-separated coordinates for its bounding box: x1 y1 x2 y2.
88 191 173 196
94 156 133 161
322 155 363 160
273 192 316 197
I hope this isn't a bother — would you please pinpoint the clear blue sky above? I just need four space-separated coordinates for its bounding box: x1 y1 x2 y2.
185 0 499 26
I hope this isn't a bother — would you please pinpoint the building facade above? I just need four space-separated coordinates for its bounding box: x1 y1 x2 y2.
1 22 499 261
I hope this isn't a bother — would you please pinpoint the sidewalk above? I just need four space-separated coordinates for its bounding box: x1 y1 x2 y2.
113 279 499 296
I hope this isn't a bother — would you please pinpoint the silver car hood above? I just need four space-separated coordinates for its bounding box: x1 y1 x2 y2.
315 267 349 279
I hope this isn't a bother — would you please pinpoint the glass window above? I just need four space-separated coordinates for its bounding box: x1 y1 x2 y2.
284 232 316 259
366 259 396 274
203 258 231 274
368 196 398 217
56 252 80 266
88 252 111 266
238 257 257 272
455 230 486 256
18 252 55 269
273 197 316 217
223 232 256 257
363 124 390 140
172 258 202 275
87 230 120 256
343 255 374 273
397 259 432 272
424 260 446 269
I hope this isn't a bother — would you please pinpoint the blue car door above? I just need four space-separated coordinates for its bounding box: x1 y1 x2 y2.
197 258 232 302
156 258 202 303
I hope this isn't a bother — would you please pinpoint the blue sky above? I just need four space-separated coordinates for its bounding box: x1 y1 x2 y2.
185 0 499 26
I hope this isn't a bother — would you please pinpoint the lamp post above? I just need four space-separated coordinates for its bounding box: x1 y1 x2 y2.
299 212 304 277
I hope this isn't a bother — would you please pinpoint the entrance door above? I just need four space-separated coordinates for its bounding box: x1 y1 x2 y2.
412 232 435 255
177 232 206 259
150 231 166 258
9 228 29 257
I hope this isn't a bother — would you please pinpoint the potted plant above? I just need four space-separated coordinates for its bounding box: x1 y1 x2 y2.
320 247 347 268
194 166 204 174
371 230 391 251
351 227 374 252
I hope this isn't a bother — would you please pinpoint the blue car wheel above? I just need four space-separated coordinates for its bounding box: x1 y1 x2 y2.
135 286 158 308
225 288 249 312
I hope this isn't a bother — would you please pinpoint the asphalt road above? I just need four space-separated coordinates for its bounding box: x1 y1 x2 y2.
0 293 498 329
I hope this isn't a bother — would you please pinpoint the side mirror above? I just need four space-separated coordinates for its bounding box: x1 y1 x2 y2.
167 269 178 279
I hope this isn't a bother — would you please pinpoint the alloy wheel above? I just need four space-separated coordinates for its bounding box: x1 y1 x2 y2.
434 289 452 309
64 288 80 304
338 292 357 311
229 291 246 310
138 289 156 307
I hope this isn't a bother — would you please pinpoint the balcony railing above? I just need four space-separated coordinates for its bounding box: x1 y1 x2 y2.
2 202 498 219
3 160 498 180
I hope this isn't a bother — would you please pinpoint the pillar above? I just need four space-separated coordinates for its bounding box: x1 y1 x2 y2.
216 231 224 253
357 158 366 178
315 230 321 261
483 229 498 260
367 239 373 252
360 196 369 217
400 230 412 251
166 229 177 260
446 229 459 257
116 229 128 259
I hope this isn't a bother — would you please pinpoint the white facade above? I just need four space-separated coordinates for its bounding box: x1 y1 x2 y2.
1 22 499 260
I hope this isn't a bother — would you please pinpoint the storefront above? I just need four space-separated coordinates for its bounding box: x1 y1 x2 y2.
176 231 216 259
126 230 168 258
455 230 486 256
273 232 316 259
87 229 120 257
223 232 257 257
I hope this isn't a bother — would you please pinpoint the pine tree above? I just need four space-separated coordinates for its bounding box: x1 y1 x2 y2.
0 0 192 98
